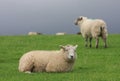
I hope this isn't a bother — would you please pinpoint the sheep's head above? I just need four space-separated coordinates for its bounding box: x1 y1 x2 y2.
60 45 78 61
74 16 87 25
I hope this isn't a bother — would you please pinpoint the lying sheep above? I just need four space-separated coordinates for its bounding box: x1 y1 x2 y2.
18 45 78 73
56 32 66 35
74 16 108 48
28 32 42 35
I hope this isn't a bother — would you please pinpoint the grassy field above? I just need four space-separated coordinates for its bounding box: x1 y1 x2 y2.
0 34 120 81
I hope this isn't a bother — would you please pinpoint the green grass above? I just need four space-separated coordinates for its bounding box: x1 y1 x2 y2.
0 34 120 81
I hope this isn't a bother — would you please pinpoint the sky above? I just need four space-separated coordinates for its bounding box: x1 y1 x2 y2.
0 0 120 35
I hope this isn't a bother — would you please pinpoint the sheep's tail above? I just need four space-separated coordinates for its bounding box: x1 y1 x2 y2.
99 25 108 36
100 26 103 32
99 26 104 36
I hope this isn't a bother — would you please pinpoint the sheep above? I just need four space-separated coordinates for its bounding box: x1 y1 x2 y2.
18 45 78 73
56 32 66 35
28 32 42 35
74 16 108 48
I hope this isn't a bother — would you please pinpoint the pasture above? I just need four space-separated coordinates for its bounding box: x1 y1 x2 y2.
0 34 120 81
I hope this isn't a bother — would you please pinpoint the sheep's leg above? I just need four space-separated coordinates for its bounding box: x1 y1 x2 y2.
46 63 57 72
95 37 99 48
101 36 107 48
85 37 88 47
89 37 92 48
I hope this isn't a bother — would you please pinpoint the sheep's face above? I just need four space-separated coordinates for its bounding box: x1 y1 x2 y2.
60 45 78 61
74 16 87 25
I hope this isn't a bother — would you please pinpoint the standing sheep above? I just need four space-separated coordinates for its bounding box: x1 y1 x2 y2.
74 16 108 48
18 45 78 73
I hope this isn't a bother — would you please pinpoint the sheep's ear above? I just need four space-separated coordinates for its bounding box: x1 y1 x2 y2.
74 45 78 49
59 45 65 49
60 45 67 51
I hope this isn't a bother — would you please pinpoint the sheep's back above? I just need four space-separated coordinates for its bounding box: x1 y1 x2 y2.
26 50 61 65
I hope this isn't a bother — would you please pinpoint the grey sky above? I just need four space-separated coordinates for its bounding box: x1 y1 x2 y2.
0 0 120 35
